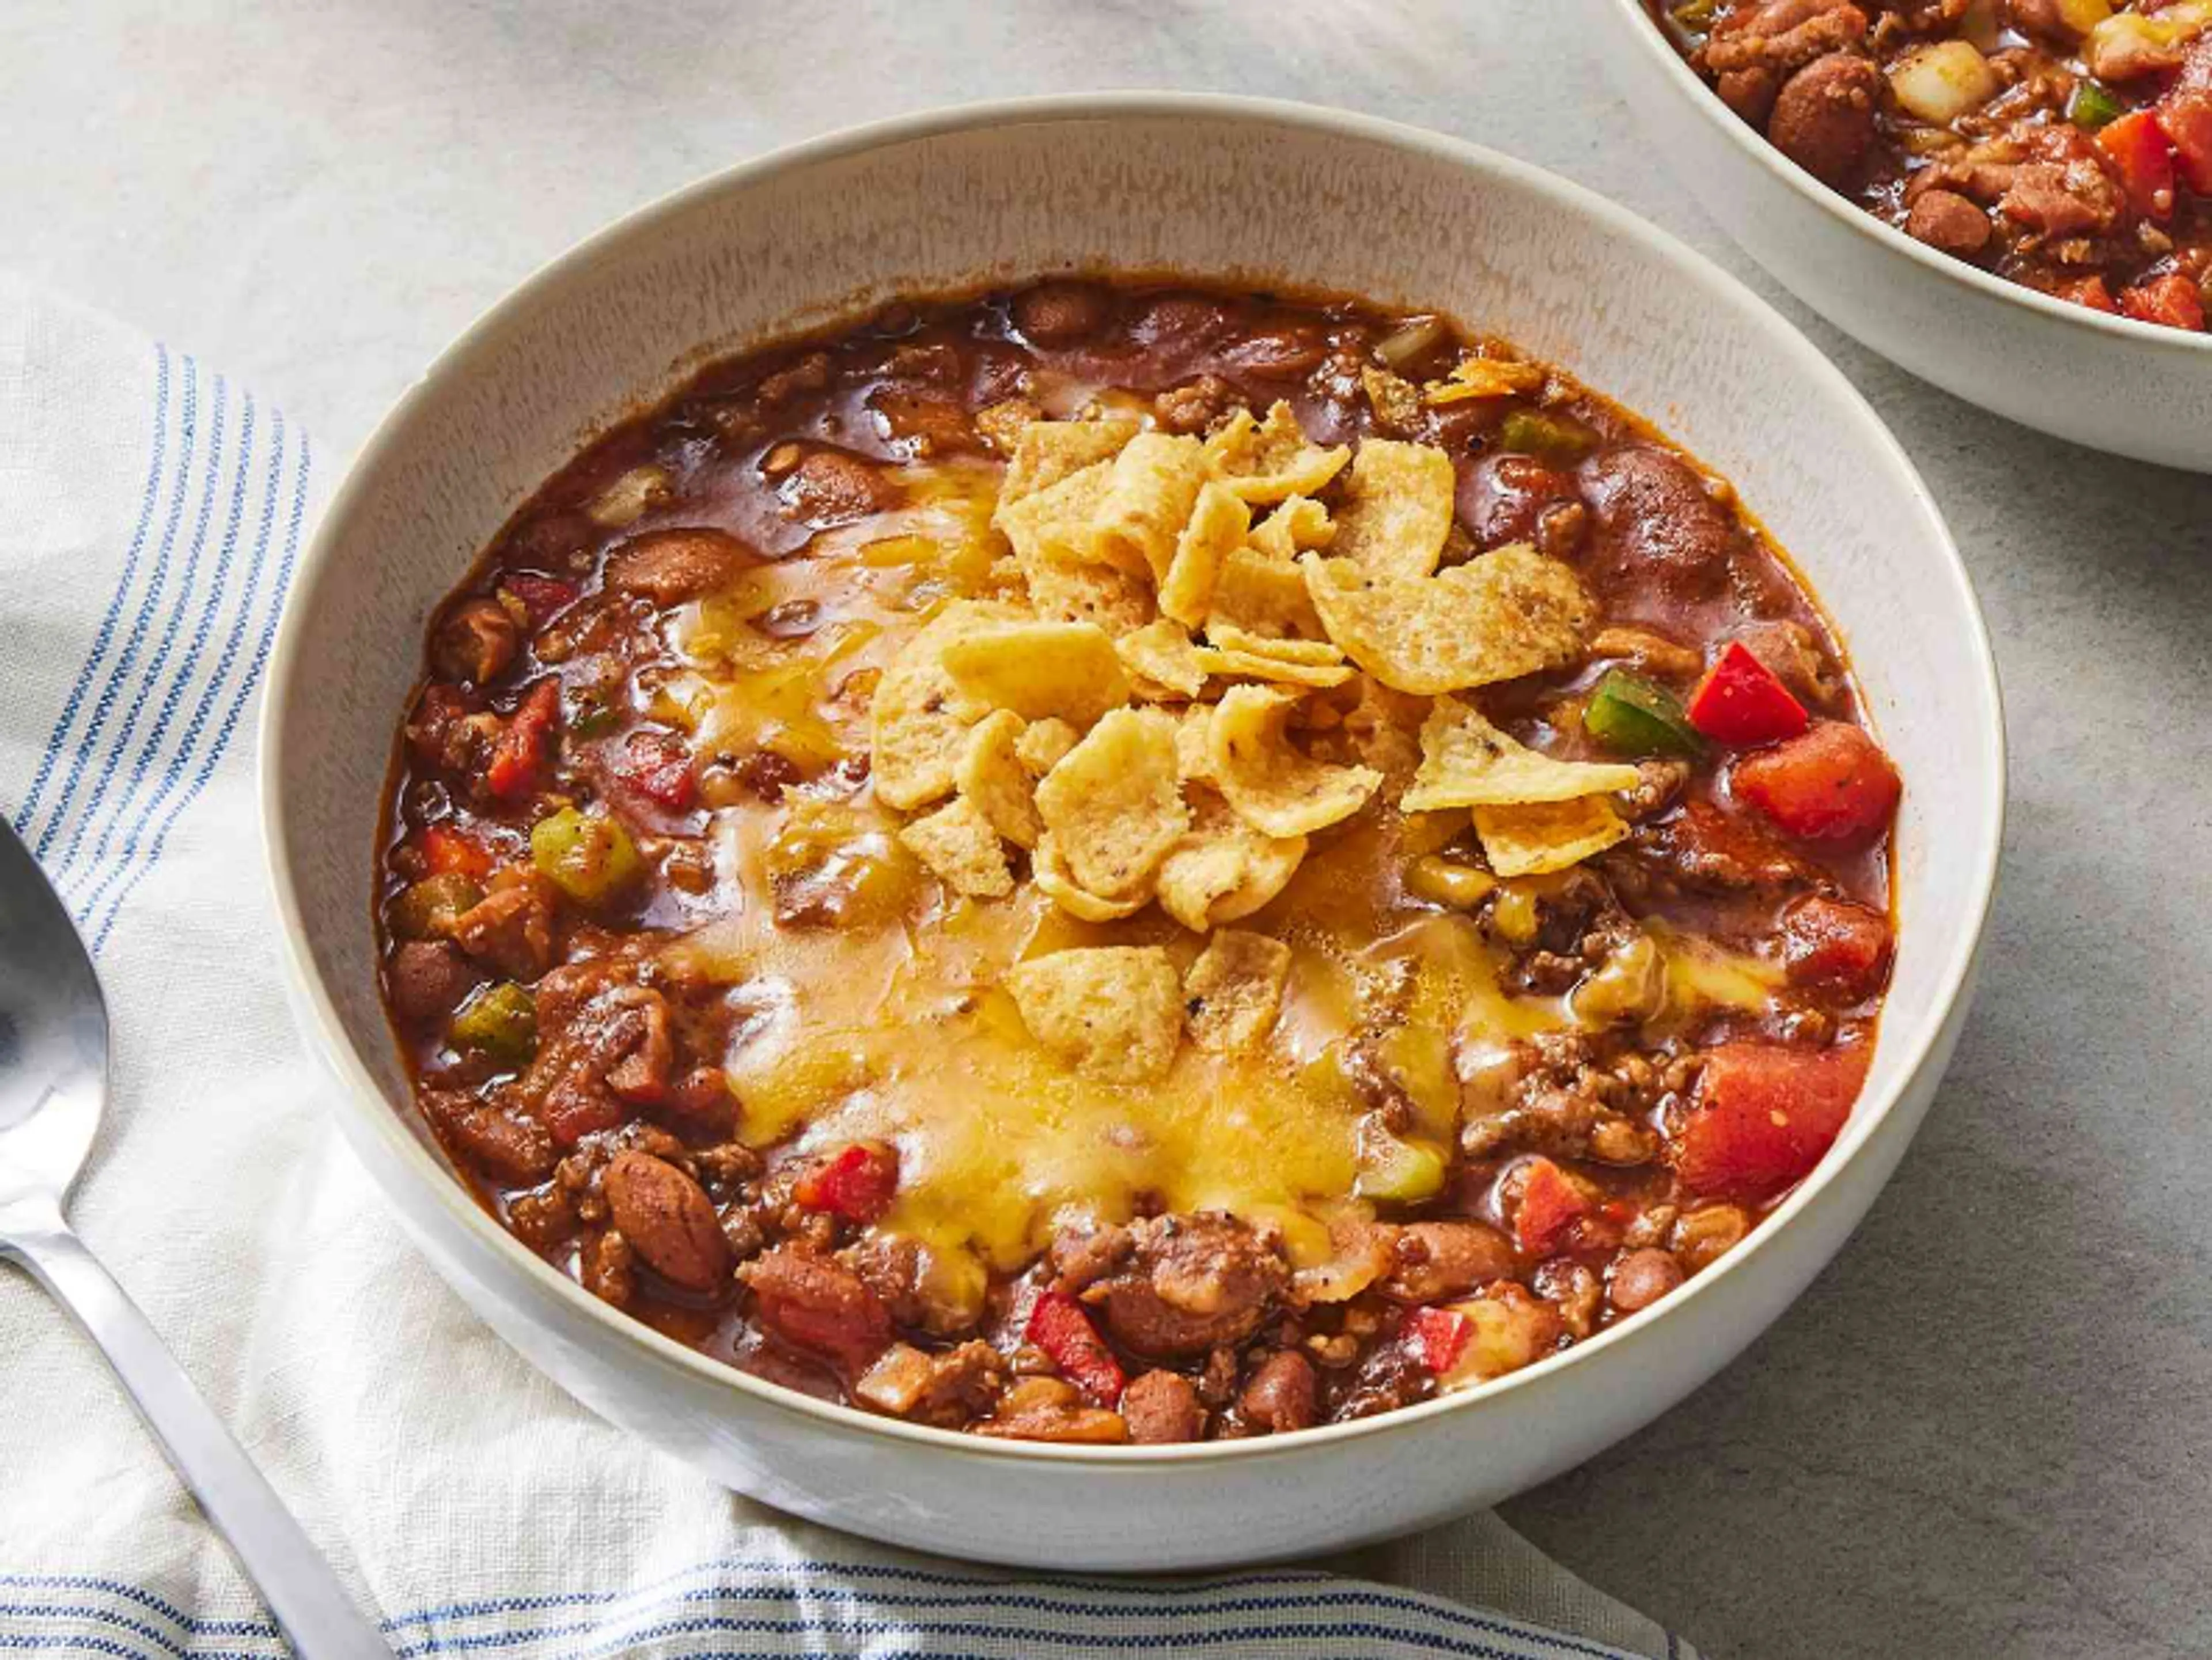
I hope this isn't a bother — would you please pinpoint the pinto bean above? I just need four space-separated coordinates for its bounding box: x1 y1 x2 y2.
1120 1370 1206 1444
781 450 900 525
1768 53 1883 188
602 1149 732 1294
1010 281 1113 346
1378 1222 1517 1304
1087 1212 1290 1359
1608 1247 1686 1314
603 528 753 604
1906 188 1994 258
1238 1351 1318 1435
387 940 480 1024
1577 444 1736 597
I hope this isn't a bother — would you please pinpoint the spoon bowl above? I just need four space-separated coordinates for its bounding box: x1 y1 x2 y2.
0 818 392 1659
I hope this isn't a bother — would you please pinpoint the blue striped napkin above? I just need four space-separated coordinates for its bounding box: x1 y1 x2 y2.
0 272 1695 1660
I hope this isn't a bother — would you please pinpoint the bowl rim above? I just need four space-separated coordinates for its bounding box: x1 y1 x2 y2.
258 88 2007 1468
1597 0 2212 355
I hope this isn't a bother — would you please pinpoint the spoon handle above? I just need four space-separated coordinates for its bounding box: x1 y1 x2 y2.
3 1204 393 1659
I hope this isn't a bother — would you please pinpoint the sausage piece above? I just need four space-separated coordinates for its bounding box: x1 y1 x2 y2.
1905 188 1993 258
604 528 753 604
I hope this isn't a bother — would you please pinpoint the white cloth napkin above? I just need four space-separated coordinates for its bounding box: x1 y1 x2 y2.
0 271 1697 1660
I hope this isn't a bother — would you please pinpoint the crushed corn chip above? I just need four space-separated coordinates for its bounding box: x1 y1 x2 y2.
1249 496 1336 563
1158 482 1250 627
1401 695 1642 811
898 796 1014 898
1032 833 1149 921
1025 553 1154 636
1301 546 1594 695
1207 544 1329 642
940 620 1130 724
1474 795 1630 878
1006 946 1183 1082
1033 708 1190 898
1174 704 1218 784
1183 929 1294 1054
1157 790 1307 933
1196 623 1354 689
957 709 1044 848
1014 717 1080 775
1116 619 1210 700
869 599 1024 811
1086 432 1208 583
1203 403 1351 505
1328 440 1457 580
999 417 1139 506
1208 685 1383 839
994 458 1112 569
1425 357 1547 405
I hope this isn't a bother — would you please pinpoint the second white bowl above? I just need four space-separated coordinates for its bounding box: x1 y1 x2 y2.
1584 0 2212 472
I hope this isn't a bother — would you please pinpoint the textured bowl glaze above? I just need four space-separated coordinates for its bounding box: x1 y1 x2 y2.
1584 0 2212 472
260 94 2004 1570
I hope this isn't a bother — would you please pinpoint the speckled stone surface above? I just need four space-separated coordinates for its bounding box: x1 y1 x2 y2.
5 3 2208 1655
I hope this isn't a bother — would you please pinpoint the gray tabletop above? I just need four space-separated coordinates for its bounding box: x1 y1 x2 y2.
6 3 2207 1655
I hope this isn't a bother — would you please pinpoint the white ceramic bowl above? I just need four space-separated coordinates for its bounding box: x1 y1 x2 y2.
1584 0 2212 472
260 93 2004 1571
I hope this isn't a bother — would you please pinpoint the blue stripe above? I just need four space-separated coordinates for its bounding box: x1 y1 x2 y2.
62 377 237 897
74 394 266 927
13 346 170 838
34 356 199 860
90 423 308 953
0 1570 1645 1660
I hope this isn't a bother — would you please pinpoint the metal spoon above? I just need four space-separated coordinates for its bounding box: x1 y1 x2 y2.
0 819 391 1658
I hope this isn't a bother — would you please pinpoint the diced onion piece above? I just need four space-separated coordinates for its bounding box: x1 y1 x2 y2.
1373 316 1446 370
2056 0 2112 32
2086 2 2212 80
1888 41 2001 124
588 464 672 528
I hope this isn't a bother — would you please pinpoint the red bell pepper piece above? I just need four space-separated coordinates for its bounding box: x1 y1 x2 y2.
2156 89 2212 195
502 573 582 627
615 728 698 812
1729 720 1900 842
421 824 495 880
1515 1158 1593 1258
2119 272 2207 332
1025 1291 1127 1407
2054 275 2119 315
1686 642 1809 747
484 680 560 803
1673 1042 1870 1201
2098 111 2177 221
1403 1306 1474 1374
793 1142 899 1223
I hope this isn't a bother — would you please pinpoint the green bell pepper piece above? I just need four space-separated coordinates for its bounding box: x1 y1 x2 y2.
449 981 537 1066
1497 409 1598 466
2066 81 2126 131
531 805 643 905
1584 670 1705 758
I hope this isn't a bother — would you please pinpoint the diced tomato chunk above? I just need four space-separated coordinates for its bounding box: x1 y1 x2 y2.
1673 1042 1871 1201
2054 275 2119 315
502 572 581 627
2119 273 2206 332
1402 1306 1474 1374
1781 894 1893 999
1026 1291 1127 1406
615 728 698 812
2156 89 2212 195
484 680 561 803
792 1141 899 1223
1687 641 1810 747
2097 111 2177 221
421 824 494 880
1730 720 1900 842
1514 1158 1593 1258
